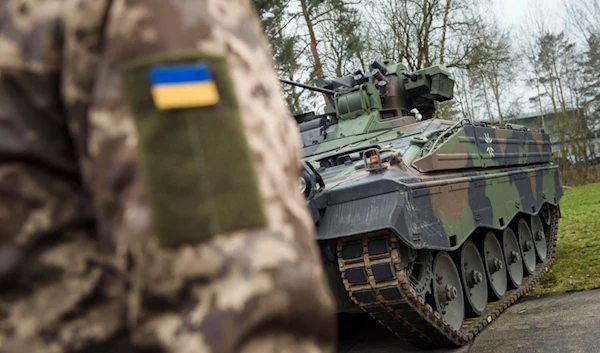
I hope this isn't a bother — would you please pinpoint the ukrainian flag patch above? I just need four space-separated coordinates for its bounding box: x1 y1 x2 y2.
149 63 220 109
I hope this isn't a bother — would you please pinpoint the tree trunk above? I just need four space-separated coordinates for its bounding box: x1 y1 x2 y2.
300 0 323 78
480 73 494 124
299 0 328 105
416 0 428 68
490 71 505 125
439 0 451 65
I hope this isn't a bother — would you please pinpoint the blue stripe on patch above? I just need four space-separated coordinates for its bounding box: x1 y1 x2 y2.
149 63 212 85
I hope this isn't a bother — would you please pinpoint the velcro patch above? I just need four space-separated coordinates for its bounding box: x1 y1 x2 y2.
121 53 267 248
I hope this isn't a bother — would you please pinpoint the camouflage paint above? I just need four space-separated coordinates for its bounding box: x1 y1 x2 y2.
292 61 563 315
309 119 563 314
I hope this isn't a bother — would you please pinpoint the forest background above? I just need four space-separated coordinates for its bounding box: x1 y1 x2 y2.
251 0 600 185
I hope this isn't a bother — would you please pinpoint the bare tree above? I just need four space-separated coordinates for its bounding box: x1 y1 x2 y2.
523 26 596 182
564 0 600 42
364 0 494 70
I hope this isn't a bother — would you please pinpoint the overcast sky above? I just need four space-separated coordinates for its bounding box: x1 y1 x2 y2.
489 0 571 114
493 0 565 32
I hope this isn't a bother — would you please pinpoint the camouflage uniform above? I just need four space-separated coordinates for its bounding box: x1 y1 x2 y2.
0 0 336 352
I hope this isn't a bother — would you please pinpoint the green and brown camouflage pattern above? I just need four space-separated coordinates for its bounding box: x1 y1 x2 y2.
291 60 563 315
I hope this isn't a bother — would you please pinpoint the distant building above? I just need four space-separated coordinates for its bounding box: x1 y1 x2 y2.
505 108 600 158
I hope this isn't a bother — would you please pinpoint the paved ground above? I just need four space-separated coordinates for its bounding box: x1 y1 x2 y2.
336 289 600 353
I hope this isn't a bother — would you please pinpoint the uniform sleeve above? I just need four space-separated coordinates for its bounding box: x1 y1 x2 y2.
80 1 336 352
0 1 94 274
0 2 128 352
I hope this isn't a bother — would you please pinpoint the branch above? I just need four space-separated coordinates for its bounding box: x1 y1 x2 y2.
272 12 303 38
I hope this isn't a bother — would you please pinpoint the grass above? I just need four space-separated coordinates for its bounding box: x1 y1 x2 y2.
529 181 600 296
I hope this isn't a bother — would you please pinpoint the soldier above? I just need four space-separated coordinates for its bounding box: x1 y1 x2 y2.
0 0 336 352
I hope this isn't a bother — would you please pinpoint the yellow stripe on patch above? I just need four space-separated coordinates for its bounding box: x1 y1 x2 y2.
151 82 220 109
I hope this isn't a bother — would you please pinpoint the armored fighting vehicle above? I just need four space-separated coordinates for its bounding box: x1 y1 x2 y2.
285 60 563 348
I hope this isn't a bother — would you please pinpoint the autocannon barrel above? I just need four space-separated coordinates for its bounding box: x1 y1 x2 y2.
279 78 337 95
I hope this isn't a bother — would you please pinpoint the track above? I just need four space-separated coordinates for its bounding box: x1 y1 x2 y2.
337 205 559 349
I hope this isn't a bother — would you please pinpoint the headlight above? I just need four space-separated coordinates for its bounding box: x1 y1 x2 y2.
299 176 307 194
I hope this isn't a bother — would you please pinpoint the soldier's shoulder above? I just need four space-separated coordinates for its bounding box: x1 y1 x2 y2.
0 0 65 72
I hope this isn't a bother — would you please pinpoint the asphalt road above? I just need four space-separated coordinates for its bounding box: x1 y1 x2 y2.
336 289 600 353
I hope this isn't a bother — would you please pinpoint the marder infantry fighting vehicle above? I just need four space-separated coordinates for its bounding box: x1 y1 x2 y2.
284 60 563 348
